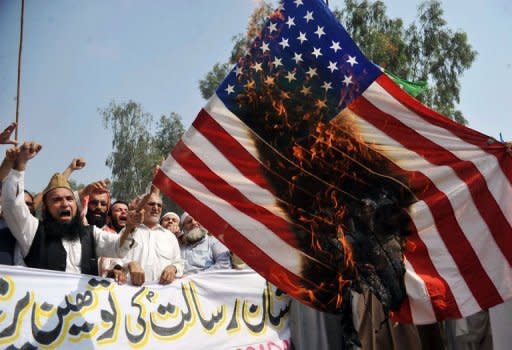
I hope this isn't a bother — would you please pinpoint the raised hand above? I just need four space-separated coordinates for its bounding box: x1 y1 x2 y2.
5 147 19 163
70 157 86 170
126 209 144 228
62 157 87 180
81 179 110 197
15 141 42 171
0 122 17 145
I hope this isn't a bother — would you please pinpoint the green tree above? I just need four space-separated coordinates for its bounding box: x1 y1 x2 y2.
198 1 274 99
154 112 185 158
68 179 85 191
153 112 185 214
101 101 184 213
335 0 476 123
199 0 476 123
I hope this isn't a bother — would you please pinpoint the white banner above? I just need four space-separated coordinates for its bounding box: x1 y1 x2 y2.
0 266 291 349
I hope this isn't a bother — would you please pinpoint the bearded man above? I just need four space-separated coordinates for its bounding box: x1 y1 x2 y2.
1 142 136 274
106 201 129 233
116 190 183 286
98 200 129 277
179 213 231 274
84 190 110 228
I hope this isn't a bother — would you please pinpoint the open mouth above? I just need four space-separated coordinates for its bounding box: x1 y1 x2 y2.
59 210 72 219
118 215 127 224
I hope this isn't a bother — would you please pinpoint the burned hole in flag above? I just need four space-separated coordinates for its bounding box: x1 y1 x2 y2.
211 0 418 319
231 60 417 314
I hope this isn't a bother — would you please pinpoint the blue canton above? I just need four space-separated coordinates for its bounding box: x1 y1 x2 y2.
217 0 382 121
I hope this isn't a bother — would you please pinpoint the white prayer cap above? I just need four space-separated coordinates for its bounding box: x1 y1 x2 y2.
161 211 180 222
180 212 190 226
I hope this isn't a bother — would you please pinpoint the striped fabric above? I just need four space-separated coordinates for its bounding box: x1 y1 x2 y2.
154 0 512 324
351 75 512 323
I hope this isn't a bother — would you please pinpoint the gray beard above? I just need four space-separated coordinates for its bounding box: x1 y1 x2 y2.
182 227 207 245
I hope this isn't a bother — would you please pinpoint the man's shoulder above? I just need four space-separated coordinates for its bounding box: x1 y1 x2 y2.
206 234 221 244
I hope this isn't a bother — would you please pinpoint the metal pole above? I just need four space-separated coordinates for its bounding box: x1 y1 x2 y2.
15 0 25 140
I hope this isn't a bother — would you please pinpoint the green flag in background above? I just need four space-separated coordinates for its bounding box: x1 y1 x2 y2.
381 67 428 97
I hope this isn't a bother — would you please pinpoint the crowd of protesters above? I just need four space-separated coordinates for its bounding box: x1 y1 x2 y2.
0 122 236 288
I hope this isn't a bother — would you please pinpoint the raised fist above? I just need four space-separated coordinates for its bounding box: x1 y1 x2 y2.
18 141 42 162
69 157 86 170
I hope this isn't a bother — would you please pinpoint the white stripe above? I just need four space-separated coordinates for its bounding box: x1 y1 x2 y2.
364 82 512 228
360 84 512 301
205 95 260 159
160 154 303 275
181 124 291 223
345 110 512 314
410 200 480 316
403 259 436 324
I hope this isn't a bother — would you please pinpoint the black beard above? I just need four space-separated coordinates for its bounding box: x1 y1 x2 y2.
86 211 107 228
43 210 81 241
110 218 125 233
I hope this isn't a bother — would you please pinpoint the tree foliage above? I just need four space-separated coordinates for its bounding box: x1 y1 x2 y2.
101 101 184 213
334 0 476 123
198 2 274 99
199 0 476 123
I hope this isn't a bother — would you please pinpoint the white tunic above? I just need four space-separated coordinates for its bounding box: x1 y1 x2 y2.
1 169 132 273
119 224 184 282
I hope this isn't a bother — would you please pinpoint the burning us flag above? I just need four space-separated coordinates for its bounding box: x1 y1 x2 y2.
154 0 512 338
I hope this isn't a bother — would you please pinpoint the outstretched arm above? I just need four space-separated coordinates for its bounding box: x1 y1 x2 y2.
1 141 42 257
62 157 86 180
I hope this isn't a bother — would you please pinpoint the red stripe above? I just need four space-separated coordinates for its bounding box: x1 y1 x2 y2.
194 109 324 207
193 108 338 235
376 74 512 186
403 226 462 321
153 169 337 311
171 139 301 249
353 92 512 269
170 140 347 282
193 109 273 192
350 98 504 309
393 295 413 323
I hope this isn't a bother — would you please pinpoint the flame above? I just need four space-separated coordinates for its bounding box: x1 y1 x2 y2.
231 40 412 312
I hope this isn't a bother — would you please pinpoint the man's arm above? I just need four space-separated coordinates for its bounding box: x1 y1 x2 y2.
62 157 86 180
159 233 184 284
1 142 42 257
0 147 18 182
207 236 232 270
92 208 143 258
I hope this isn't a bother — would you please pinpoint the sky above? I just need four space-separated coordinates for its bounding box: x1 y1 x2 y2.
1 0 511 193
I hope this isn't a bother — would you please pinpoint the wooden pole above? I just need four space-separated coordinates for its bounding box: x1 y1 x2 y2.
15 0 25 140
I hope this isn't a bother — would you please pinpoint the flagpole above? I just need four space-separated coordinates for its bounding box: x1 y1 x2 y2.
15 0 25 141
325 0 329 7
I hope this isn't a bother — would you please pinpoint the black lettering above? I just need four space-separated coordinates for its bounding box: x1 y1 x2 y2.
97 291 118 341
0 292 30 338
149 285 193 337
